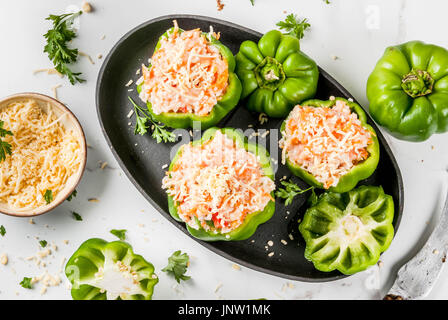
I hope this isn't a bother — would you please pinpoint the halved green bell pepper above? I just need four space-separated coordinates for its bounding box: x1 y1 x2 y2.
299 185 394 275
235 29 319 118
137 27 242 129
367 40 448 141
280 97 380 193
65 238 158 300
167 127 275 241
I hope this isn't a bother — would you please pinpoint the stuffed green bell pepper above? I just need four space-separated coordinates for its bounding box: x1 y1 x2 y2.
280 97 380 193
137 22 242 129
235 29 319 118
299 185 394 275
161 127 276 241
367 40 448 141
65 238 158 300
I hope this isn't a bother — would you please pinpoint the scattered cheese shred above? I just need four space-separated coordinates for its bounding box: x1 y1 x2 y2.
280 100 372 189
162 131 275 234
140 21 229 116
0 100 82 210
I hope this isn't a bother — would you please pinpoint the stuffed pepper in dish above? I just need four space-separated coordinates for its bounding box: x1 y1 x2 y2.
280 97 379 193
137 21 242 129
162 127 275 241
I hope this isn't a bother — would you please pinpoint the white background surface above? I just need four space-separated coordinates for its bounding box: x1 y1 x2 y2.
0 0 447 300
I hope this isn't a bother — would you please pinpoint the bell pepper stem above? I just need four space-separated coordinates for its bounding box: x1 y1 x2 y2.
254 57 286 90
401 69 434 98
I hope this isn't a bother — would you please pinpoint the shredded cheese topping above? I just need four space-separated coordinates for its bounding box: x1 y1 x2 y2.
139 21 229 116
162 131 275 234
280 100 373 189
0 99 82 210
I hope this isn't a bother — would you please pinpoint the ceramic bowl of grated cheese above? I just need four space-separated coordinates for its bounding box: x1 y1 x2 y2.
0 93 87 217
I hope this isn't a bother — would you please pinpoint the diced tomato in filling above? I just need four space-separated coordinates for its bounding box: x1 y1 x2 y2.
279 100 373 189
162 131 275 234
139 21 229 116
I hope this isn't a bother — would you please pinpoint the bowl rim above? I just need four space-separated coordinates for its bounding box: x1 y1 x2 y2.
0 92 87 217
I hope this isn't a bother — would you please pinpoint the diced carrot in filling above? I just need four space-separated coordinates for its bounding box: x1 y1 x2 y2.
279 100 373 189
162 131 275 234
139 21 229 116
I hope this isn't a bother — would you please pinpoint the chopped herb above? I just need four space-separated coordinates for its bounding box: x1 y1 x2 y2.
20 277 33 289
67 189 77 201
0 120 13 162
72 211 83 221
323 0 330 3
276 13 311 40
308 188 319 206
44 189 53 204
275 180 314 206
43 11 85 85
39 240 48 248
110 229 127 240
0 225 5 237
250 0 254 5
128 97 176 144
162 250 191 283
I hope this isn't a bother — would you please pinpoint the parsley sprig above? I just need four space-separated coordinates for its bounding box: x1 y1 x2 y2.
43 11 84 85
276 13 311 40
0 121 13 162
275 180 314 206
128 97 176 143
20 277 33 289
163 250 191 283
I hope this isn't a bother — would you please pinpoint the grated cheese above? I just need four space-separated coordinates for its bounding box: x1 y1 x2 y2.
162 131 275 234
0 100 82 210
140 21 228 116
279 100 372 189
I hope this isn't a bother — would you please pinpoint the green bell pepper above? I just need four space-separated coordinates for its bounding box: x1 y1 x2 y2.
235 29 319 118
137 27 242 129
367 40 448 141
281 97 380 193
299 185 394 275
65 238 158 300
167 127 275 241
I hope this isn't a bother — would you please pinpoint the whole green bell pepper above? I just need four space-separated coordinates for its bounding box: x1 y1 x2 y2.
235 29 319 118
367 40 448 141
137 27 242 129
167 127 275 241
299 185 394 275
65 238 158 300
280 97 380 193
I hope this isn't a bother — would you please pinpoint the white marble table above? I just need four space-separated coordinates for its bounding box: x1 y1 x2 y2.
0 0 447 300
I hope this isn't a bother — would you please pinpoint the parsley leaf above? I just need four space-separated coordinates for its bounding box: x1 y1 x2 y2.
72 211 83 221
43 11 85 85
0 225 5 237
276 13 311 40
67 189 77 201
20 277 33 289
162 250 191 283
110 229 127 240
128 97 176 143
44 189 53 204
275 180 314 206
39 240 48 248
0 120 13 162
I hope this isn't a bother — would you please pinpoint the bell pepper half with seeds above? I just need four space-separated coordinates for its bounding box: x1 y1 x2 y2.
299 185 394 275
235 29 319 118
65 238 158 300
